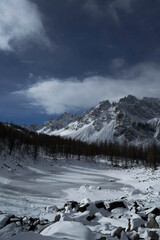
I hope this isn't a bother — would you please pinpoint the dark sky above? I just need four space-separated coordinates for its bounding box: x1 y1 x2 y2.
0 0 160 124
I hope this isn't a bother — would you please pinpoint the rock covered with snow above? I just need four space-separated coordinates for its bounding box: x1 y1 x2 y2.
1 198 160 239
0 214 11 228
40 221 96 240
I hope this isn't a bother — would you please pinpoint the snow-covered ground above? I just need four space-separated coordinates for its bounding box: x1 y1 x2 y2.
0 155 128 217
0 153 160 239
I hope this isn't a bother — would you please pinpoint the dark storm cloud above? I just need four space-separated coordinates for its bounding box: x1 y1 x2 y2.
83 0 135 24
0 0 160 123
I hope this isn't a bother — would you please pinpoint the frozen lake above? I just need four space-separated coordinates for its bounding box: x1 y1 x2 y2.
0 160 130 217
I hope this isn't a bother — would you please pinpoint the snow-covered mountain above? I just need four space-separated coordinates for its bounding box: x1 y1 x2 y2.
36 112 79 134
36 95 160 144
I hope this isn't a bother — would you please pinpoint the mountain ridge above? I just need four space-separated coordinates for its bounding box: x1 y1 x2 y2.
30 95 160 145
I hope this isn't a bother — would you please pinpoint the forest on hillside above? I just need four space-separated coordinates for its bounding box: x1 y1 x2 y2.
0 122 160 169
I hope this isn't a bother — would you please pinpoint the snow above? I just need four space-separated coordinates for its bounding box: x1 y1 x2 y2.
0 222 21 239
0 154 160 217
41 221 95 240
6 232 57 240
0 152 160 239
0 155 129 217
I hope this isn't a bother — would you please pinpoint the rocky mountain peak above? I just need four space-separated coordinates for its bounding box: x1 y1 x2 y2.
97 99 111 109
31 95 160 144
119 95 138 104
118 96 160 122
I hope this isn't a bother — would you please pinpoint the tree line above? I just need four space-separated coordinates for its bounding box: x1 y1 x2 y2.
0 122 159 169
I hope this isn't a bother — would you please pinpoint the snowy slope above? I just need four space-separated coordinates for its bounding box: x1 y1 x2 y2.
36 95 160 144
37 112 79 134
1 153 160 240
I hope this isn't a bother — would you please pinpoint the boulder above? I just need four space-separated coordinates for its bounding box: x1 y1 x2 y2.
64 201 78 209
96 237 106 240
150 208 160 216
78 204 89 213
146 217 159 229
95 201 106 209
70 201 79 209
108 201 126 211
86 215 96 221
112 227 125 238
54 215 61 223
120 230 128 240
9 217 21 223
0 214 10 229
22 216 29 224
133 233 140 240
28 224 37 231
148 230 159 240
130 217 145 231
40 221 96 240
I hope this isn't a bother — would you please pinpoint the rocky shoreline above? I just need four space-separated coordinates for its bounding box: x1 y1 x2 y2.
0 198 160 239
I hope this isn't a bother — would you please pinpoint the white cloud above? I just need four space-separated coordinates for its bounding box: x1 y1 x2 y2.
13 63 160 115
0 0 50 51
